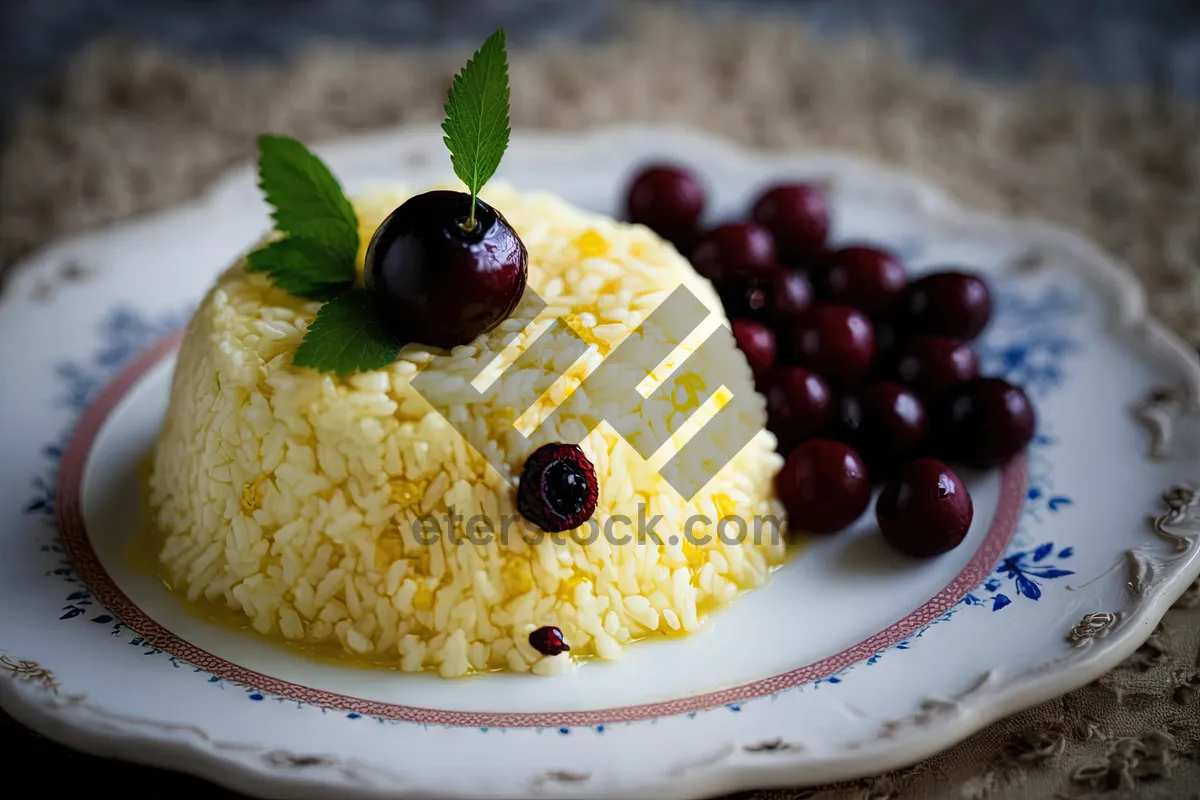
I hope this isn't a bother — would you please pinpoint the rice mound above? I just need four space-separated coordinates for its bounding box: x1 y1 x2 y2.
149 183 787 677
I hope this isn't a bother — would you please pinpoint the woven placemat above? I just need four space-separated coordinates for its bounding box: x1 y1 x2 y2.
3 6 1199 798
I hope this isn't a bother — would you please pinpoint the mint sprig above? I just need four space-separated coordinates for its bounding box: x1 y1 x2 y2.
248 135 359 301
247 28 513 375
246 238 354 300
442 29 511 230
293 290 401 376
257 134 361 263
248 134 398 373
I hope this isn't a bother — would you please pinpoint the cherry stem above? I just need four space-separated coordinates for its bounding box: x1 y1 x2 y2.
461 193 479 233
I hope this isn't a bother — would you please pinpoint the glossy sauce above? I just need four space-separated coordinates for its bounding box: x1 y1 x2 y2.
129 457 806 674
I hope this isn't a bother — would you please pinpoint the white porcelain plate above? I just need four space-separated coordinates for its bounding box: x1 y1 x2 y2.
2 125 1200 800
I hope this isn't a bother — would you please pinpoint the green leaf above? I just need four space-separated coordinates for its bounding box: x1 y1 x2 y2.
441 29 511 214
292 290 401 376
257 134 360 265
246 238 355 300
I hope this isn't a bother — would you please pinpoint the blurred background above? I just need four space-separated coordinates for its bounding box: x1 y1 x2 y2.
5 0 1200 126
5 0 1200 340
3 1 1200 796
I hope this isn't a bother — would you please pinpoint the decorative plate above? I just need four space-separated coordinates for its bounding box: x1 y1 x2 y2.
2 125 1198 799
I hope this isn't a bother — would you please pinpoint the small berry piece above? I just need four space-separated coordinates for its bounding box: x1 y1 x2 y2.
936 378 1036 467
851 382 928 473
775 439 871 534
690 223 776 281
518 444 599 533
889 334 979 400
834 392 864 442
820 246 908 316
877 459 974 558
716 265 812 325
873 318 901 365
751 184 830 261
624 164 706 248
789 304 877 384
731 319 777 378
904 270 993 340
762 367 834 453
529 626 571 656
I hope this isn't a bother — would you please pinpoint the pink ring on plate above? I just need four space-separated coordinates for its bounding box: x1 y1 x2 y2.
56 331 1026 727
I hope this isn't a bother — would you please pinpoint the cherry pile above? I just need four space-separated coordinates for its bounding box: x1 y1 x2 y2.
624 164 1036 559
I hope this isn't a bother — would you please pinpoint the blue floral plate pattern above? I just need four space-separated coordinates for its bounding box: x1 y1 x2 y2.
1 126 1198 799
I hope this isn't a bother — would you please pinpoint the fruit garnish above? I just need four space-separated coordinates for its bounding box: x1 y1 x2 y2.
363 29 526 349
835 391 865 441
762 367 834 453
889 334 980 400
820 245 908 316
775 439 871 535
247 28 521 373
364 191 527 348
616 165 1040 545
904 270 993 340
731 319 777 378
715 265 812 325
624 164 706 249
872 318 901 364
789 304 877 384
690 222 776 281
529 626 571 656
517 444 599 534
877 459 974 558
847 381 928 474
936 378 1036 467
751 183 830 263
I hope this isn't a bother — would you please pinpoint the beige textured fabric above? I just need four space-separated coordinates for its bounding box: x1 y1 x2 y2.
2 6 1198 798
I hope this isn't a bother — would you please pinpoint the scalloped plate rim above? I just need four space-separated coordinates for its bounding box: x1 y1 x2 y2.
1 122 1198 799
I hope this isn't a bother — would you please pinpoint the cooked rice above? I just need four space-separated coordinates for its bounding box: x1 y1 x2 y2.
148 183 787 677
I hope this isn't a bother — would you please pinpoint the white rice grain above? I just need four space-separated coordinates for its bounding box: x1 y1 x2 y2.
148 184 788 678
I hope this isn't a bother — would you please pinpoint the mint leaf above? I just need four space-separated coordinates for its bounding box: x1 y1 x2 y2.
257 134 360 264
441 29 511 226
246 238 355 300
292 290 401 376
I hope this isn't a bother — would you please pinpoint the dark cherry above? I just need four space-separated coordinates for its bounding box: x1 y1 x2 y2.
731 319 777 378
936 378 1037 468
889 334 979 400
873 318 901 365
716 265 813 324
762 367 834 452
775 439 871 534
904 270 993 340
624 164 706 248
365 191 527 348
751 184 830 262
528 625 571 656
690 222 776 281
852 382 928 472
834 392 864 442
821 246 908 316
877 459 974 558
517 444 599 533
789 304 876 384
